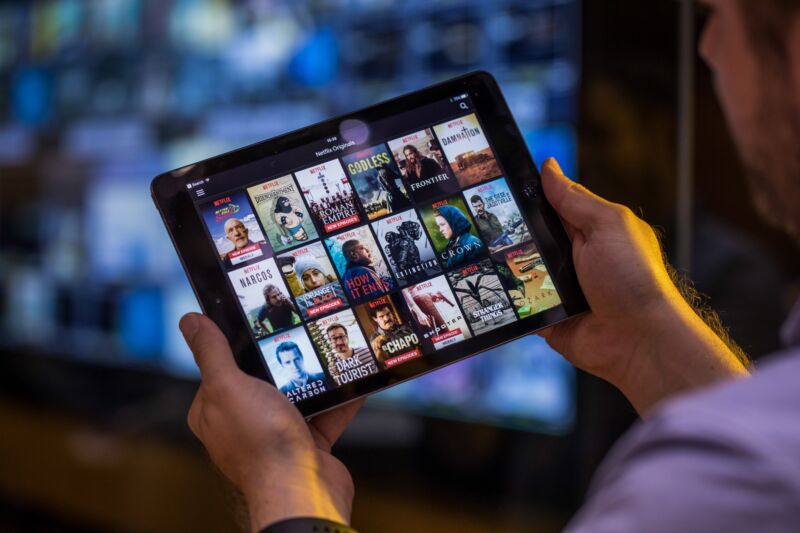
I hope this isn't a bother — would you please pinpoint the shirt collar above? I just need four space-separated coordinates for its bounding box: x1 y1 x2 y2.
780 298 800 348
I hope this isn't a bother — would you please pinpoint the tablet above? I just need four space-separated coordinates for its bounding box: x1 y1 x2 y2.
151 71 587 417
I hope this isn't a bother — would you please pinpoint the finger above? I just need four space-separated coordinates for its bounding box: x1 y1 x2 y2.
562 220 579 241
540 158 612 233
179 313 241 384
308 398 365 452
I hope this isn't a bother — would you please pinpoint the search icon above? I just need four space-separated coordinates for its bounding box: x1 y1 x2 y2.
459 102 468 110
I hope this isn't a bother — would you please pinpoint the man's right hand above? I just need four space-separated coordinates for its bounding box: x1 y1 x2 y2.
180 313 361 532
538 158 748 415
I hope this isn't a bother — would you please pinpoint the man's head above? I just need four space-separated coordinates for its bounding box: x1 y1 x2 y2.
470 195 486 215
263 284 284 307
343 239 372 266
276 341 306 381
325 324 351 356
224 218 250 250
403 145 421 165
699 0 800 240
370 303 397 331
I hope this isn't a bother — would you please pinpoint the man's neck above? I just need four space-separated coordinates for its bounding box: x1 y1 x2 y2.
290 375 309 387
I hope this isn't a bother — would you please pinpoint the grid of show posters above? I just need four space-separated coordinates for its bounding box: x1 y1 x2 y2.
200 113 563 404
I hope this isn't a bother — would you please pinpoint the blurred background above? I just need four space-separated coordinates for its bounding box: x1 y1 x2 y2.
1 0 798 531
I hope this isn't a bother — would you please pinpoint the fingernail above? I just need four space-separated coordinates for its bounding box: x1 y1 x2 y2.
543 158 563 175
180 313 200 338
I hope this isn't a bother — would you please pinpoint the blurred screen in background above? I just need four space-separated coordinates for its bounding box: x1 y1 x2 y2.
0 0 580 434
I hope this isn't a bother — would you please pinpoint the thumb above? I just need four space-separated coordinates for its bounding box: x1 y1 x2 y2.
180 313 241 382
540 158 611 233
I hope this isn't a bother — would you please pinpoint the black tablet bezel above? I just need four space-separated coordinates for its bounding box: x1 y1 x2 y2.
151 71 588 417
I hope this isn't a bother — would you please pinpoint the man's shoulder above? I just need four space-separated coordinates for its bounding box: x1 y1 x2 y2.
568 353 800 533
626 353 800 459
598 353 800 502
665 351 800 428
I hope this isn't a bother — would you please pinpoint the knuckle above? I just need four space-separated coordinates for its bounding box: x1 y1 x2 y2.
600 202 627 223
616 203 634 219
204 374 235 397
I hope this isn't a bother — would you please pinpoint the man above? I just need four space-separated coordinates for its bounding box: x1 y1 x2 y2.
374 163 411 213
256 284 299 335
367 302 420 365
402 144 443 183
340 239 395 301
469 194 504 245
402 143 458 197
275 341 326 396
427 139 446 170
325 324 377 386
221 217 266 267
179 2 800 531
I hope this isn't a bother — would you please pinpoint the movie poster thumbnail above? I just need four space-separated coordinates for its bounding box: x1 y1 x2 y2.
306 309 379 388
294 159 361 234
372 209 441 287
387 128 460 201
354 294 424 369
247 175 318 253
432 113 502 188
341 143 412 221
325 226 397 304
260 326 330 403
202 192 269 268
445 259 516 335
419 195 487 269
228 258 301 339
464 177 532 253
492 242 562 319
275 242 346 320
401 275 471 351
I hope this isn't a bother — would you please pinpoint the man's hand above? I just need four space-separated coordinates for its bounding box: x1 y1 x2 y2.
180 313 361 532
538 158 748 415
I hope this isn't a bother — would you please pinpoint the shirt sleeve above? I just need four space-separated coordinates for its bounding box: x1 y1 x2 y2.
565 404 798 533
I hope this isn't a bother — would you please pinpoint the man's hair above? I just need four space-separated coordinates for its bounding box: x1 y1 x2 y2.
275 341 302 363
470 195 483 204
342 239 361 259
738 1 800 66
325 323 348 337
403 144 421 155
369 303 394 318
224 218 244 230
263 283 276 296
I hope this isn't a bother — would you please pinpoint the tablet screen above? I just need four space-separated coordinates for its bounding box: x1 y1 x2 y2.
187 93 566 406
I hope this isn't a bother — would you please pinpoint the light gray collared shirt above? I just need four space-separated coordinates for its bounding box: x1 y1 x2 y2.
566 300 800 533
